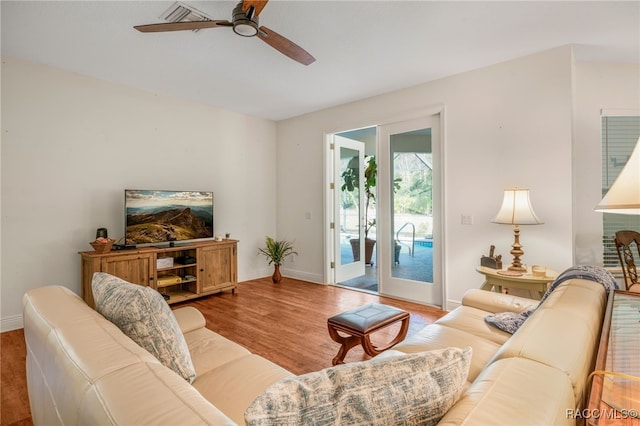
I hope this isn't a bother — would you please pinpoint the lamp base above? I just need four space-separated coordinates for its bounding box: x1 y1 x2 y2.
507 264 527 273
508 225 527 272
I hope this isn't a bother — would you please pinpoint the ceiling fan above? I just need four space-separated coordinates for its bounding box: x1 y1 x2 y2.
134 0 315 66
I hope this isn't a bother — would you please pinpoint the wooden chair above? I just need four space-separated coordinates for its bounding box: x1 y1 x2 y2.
614 230 640 292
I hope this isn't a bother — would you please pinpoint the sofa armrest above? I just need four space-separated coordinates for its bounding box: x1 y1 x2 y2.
172 306 206 334
462 289 539 314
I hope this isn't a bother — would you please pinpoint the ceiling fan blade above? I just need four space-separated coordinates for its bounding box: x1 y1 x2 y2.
134 20 232 33
242 0 269 18
257 26 315 66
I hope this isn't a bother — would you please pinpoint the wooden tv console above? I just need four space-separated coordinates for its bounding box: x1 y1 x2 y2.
79 240 237 308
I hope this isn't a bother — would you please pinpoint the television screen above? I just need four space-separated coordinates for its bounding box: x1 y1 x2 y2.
125 190 214 246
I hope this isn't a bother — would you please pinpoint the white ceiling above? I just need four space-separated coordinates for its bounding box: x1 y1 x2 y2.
2 1 639 121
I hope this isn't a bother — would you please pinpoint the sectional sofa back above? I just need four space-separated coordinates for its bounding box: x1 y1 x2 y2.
439 278 608 425
23 286 234 426
492 278 608 408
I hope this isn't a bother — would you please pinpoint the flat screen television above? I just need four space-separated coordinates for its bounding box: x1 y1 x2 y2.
125 190 214 246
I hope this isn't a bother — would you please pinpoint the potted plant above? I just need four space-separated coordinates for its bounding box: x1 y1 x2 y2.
342 156 400 265
341 156 378 265
258 236 298 283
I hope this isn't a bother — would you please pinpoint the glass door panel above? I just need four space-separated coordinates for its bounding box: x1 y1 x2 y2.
333 136 366 283
391 139 433 283
377 115 442 306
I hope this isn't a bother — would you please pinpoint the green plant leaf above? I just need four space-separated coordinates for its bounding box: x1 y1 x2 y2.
258 236 298 266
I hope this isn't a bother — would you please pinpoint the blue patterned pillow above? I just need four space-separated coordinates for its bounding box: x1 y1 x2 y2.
245 346 472 426
92 272 196 383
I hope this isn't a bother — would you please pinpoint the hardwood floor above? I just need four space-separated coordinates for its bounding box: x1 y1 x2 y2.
1 329 30 426
1 277 446 425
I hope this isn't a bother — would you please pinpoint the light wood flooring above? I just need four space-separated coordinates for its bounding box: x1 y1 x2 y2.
1 277 446 426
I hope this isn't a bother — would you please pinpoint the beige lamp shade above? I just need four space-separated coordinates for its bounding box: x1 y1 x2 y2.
492 188 543 272
595 137 640 215
491 188 543 225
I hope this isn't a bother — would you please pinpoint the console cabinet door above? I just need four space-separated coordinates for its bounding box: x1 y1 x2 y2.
100 253 155 288
198 243 237 294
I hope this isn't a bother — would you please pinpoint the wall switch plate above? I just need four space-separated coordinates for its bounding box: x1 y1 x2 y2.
461 214 474 225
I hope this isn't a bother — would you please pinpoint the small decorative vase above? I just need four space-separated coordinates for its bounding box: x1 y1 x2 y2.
272 264 282 284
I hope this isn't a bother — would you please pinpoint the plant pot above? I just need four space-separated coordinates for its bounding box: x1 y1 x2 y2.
350 238 376 266
272 264 282 283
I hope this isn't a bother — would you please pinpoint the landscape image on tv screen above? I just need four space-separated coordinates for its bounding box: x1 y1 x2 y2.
125 190 214 245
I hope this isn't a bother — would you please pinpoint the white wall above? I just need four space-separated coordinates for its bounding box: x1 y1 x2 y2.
3 51 637 330
1 56 278 331
573 62 640 265
277 46 577 309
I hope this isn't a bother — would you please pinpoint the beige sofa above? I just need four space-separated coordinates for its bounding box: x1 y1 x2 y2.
390 277 607 425
23 276 607 425
23 285 292 425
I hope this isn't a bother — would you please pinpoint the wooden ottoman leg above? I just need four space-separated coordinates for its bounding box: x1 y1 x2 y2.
328 324 362 365
328 303 410 365
362 314 410 357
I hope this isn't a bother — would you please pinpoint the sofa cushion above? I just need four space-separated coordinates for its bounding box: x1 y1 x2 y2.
435 305 513 345
461 288 538 314
439 357 575 426
184 326 252 376
92 272 196 383
392 323 499 382
244 346 472 426
195 354 293 425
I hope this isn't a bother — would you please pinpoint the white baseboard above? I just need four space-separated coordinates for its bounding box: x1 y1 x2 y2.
445 299 462 312
1 314 24 332
241 268 324 285
281 268 324 284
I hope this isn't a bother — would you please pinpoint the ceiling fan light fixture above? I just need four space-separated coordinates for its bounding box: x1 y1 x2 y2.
232 2 259 37
233 20 258 37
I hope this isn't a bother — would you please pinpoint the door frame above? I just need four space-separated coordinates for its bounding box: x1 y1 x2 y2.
324 106 446 308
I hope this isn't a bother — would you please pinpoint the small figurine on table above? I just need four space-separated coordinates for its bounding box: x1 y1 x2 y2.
480 245 503 269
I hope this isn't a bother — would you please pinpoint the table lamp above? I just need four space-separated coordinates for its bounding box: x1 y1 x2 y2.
492 188 543 272
595 137 640 215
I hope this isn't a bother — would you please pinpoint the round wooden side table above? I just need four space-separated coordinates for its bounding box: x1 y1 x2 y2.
476 265 558 299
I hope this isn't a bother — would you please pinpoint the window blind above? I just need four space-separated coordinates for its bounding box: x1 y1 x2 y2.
601 116 640 267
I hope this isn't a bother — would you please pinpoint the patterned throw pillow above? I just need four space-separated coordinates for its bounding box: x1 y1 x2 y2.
245 346 472 426
92 272 196 383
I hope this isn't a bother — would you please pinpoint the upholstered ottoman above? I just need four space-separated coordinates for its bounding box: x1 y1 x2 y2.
327 303 410 365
